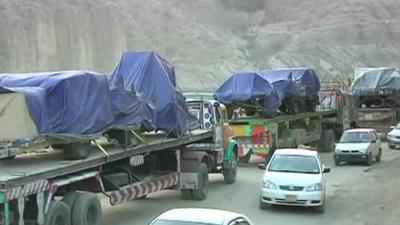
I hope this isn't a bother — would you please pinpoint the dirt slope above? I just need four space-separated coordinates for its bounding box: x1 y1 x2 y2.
0 0 399 90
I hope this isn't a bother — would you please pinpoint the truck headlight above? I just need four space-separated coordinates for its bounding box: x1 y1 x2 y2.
306 183 322 192
262 180 277 189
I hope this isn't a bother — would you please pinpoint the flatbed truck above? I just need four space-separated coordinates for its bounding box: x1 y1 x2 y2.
0 100 239 225
230 110 339 163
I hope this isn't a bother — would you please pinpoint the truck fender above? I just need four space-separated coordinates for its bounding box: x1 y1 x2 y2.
224 139 238 169
180 151 209 191
181 151 210 172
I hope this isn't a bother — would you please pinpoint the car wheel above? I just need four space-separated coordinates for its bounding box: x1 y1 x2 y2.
366 153 372 166
375 150 382 162
259 198 270 210
315 201 325 214
334 159 340 166
389 145 395 149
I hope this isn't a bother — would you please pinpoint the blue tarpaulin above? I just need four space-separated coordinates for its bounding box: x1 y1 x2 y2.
260 68 320 97
0 71 115 135
259 72 296 102
214 72 281 114
109 51 199 135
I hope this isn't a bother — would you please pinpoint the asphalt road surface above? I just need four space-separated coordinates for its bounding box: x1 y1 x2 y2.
102 143 400 225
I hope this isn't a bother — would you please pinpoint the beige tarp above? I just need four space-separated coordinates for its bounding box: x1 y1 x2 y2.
0 92 38 141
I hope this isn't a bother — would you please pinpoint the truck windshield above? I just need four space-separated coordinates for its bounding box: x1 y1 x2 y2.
268 155 320 174
152 220 215 225
340 132 372 143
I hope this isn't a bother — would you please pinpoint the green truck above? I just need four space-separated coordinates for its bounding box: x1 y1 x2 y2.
184 92 340 163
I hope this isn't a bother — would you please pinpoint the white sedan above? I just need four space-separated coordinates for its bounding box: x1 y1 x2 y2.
149 208 254 225
259 149 330 213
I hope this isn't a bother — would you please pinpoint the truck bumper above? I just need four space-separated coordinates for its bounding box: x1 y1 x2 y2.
334 153 369 162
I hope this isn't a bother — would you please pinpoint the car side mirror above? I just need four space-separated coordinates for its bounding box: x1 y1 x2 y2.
323 167 331 173
258 163 266 170
391 126 395 129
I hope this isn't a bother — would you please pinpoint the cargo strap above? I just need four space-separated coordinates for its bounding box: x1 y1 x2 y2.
130 130 145 143
93 140 110 161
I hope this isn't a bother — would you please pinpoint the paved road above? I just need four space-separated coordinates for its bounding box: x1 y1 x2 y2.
102 144 400 225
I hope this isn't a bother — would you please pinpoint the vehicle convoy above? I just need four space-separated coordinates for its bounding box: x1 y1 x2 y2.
259 149 330 213
0 98 238 225
334 128 382 166
149 208 254 225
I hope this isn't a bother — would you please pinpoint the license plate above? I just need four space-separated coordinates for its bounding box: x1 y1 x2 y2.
285 195 297 202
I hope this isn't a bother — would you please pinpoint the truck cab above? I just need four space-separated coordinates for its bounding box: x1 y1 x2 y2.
183 93 238 184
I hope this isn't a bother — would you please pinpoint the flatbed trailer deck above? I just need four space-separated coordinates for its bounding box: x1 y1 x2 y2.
0 130 213 189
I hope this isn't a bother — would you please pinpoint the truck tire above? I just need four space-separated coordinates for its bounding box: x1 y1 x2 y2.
180 189 192 200
71 192 102 225
319 130 335 152
239 152 251 164
62 143 91 160
62 192 81 210
223 152 238 184
44 200 71 225
106 130 139 148
191 163 209 201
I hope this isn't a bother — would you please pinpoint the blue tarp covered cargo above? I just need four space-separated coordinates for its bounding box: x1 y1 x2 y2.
214 72 281 115
260 67 320 97
0 71 115 136
109 51 199 135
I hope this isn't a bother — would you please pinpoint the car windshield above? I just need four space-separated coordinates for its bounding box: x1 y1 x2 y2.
339 131 372 143
152 220 215 225
268 155 320 174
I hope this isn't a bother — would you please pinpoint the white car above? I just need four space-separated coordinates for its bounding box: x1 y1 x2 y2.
259 149 330 213
149 208 254 225
387 123 400 149
334 128 382 165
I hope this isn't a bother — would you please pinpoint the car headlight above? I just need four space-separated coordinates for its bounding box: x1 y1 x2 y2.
306 183 322 192
359 148 367 153
262 180 277 189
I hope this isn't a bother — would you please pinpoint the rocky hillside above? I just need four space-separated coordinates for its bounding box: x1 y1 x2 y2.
0 0 399 90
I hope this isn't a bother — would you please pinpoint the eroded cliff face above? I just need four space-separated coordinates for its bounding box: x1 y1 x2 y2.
1 0 399 90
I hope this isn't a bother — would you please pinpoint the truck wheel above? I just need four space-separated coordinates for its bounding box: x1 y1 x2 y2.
62 192 80 210
239 152 251 164
319 130 335 152
44 200 71 225
62 143 91 160
71 192 102 225
376 150 382 162
223 152 238 184
191 163 209 201
180 189 192 200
